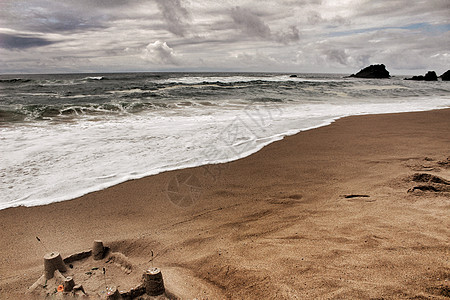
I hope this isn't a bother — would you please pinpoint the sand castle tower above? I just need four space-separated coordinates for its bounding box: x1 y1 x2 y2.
93 240 105 260
143 267 165 296
30 240 169 298
43 252 67 279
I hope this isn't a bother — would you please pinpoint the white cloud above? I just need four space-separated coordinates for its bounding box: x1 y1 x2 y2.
231 51 279 67
141 40 180 65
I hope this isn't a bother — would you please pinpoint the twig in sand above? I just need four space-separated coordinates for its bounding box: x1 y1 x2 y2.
36 236 50 254
150 250 154 268
103 267 107 290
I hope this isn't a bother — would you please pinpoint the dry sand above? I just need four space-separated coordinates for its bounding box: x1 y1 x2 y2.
0 109 449 299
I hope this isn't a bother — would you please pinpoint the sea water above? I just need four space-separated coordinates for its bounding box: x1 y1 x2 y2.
1 73 449 209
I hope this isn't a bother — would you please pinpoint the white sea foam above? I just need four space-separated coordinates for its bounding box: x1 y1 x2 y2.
157 75 344 84
0 78 449 210
84 76 104 80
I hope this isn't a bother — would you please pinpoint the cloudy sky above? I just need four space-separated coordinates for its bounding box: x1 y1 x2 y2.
0 0 449 74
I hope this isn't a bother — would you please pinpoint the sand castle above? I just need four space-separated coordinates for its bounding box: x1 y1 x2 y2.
28 240 166 299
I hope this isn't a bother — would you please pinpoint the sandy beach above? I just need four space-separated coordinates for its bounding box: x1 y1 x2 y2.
0 109 449 299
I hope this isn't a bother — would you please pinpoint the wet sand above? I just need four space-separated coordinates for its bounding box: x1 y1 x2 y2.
0 109 449 299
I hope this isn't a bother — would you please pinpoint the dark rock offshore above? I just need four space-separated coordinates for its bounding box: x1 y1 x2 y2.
405 71 438 81
349 64 390 79
440 70 450 81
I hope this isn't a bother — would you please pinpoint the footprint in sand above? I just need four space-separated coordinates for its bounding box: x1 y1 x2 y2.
407 172 450 193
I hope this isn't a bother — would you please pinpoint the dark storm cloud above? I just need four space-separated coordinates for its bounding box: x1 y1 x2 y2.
230 6 300 43
155 0 190 37
322 49 349 66
0 33 56 49
0 0 107 33
275 25 300 43
231 6 272 39
74 0 135 8
28 11 106 33
307 11 322 25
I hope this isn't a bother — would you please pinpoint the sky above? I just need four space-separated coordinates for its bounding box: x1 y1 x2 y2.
0 0 449 75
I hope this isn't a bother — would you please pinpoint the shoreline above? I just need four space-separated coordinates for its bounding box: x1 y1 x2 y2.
1 109 449 299
2 106 449 211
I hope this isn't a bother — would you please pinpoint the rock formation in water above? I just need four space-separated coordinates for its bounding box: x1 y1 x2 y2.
349 64 390 79
405 71 438 81
439 70 450 81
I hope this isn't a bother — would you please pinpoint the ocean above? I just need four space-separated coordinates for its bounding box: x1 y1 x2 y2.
1 72 449 210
